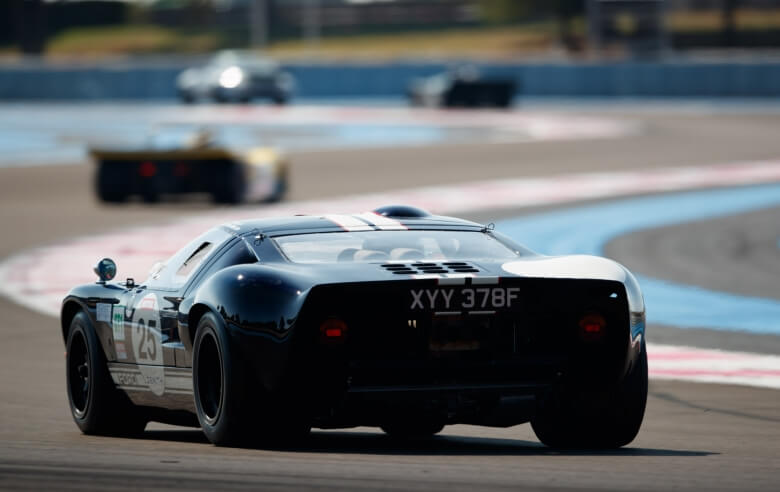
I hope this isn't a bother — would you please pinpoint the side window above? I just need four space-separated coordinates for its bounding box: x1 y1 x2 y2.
174 242 214 285
202 240 258 278
146 227 234 290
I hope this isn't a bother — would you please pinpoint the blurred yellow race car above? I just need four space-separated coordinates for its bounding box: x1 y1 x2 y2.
91 129 288 204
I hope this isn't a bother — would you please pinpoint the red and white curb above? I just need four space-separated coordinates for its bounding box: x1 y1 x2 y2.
2 158 780 389
649 344 780 390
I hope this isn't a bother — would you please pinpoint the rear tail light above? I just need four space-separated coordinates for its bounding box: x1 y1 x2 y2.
320 318 348 345
578 312 606 342
139 161 157 178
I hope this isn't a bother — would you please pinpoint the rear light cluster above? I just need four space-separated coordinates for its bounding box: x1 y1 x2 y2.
319 318 348 345
138 161 157 178
578 312 606 342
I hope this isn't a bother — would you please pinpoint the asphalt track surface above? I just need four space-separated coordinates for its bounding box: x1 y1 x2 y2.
1 105 779 490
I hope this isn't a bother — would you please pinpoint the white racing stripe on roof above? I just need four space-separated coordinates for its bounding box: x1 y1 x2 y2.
472 277 500 285
355 212 407 230
323 214 373 232
438 274 474 286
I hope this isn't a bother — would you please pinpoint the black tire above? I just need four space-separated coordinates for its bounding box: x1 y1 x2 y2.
193 312 248 446
381 419 445 438
271 93 288 105
66 311 146 436
95 163 128 203
265 166 288 203
179 91 196 104
193 312 311 447
531 343 648 449
212 163 246 204
140 187 160 204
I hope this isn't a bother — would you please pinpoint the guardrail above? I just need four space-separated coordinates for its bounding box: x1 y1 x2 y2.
1 60 779 99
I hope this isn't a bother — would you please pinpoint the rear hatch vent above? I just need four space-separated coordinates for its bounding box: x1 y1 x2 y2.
380 261 480 275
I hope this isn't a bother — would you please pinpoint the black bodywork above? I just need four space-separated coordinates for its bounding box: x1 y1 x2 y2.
91 146 287 204
61 210 646 444
407 69 517 108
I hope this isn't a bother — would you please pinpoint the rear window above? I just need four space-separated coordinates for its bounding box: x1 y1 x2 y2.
273 230 520 264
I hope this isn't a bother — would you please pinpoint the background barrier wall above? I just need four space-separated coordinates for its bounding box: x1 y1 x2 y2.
1 60 779 99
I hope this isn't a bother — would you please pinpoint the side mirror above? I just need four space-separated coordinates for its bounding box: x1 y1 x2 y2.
94 258 117 283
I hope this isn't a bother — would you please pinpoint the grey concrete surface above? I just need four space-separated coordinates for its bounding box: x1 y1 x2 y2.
0 106 779 490
606 206 780 302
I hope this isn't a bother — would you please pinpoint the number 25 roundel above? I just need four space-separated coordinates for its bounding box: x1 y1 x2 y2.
132 293 163 366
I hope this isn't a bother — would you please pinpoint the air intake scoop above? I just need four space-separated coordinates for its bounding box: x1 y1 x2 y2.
373 205 430 218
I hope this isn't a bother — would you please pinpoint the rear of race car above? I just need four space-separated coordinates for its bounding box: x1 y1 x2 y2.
92 148 286 204
287 273 640 431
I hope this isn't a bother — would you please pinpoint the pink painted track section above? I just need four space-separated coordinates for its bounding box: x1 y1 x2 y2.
649 344 780 389
2 159 780 388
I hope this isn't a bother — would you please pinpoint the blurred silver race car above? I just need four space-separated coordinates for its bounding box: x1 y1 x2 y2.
408 66 516 108
177 50 295 104
91 128 288 204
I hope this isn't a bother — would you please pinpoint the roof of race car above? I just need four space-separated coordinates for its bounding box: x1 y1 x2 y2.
221 212 485 238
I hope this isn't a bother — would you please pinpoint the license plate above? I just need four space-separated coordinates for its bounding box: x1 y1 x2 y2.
410 286 520 312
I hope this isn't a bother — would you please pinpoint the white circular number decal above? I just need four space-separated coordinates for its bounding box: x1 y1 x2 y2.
131 293 165 396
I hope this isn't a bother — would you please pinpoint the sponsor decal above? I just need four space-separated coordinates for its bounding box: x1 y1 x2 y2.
131 293 165 396
410 287 520 311
115 341 127 360
96 302 111 323
112 305 125 341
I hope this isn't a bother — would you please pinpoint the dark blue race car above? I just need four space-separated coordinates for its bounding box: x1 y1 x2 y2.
61 206 647 448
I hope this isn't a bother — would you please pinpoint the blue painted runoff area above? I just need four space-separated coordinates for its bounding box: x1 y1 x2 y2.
495 184 780 335
3 61 780 99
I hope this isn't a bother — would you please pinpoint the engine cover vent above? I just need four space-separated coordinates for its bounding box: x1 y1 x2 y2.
380 262 480 275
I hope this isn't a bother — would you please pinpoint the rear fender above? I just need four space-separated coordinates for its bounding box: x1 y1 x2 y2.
192 264 312 390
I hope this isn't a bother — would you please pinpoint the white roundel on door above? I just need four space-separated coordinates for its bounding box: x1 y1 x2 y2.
131 293 165 396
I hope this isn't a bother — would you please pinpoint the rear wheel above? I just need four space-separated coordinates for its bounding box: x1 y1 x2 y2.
531 343 648 449
66 311 146 436
271 93 288 105
193 313 247 446
95 163 128 203
266 166 288 203
212 163 246 204
193 312 310 446
179 90 196 104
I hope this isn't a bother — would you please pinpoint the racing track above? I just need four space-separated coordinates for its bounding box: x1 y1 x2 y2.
1 104 779 490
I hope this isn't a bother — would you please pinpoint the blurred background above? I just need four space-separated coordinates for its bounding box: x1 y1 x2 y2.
1 0 780 100
1 1 779 491
4 0 780 59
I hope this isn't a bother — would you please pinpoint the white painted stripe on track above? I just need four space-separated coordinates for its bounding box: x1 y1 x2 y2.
2 159 780 389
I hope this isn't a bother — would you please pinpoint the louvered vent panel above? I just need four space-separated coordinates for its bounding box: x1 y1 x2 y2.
380 262 480 275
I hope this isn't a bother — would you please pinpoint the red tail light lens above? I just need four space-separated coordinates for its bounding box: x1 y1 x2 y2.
139 161 157 178
320 318 348 344
579 313 606 342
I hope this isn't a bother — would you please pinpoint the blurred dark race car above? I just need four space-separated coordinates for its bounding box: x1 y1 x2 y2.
177 50 295 104
407 66 516 108
91 128 288 204
61 206 647 448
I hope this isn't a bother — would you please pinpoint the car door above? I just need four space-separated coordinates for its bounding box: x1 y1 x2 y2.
113 227 233 397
